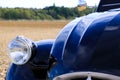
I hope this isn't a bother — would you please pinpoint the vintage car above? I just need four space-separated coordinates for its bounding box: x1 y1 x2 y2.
6 0 120 80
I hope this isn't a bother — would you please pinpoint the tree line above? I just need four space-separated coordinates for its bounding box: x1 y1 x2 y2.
0 6 95 20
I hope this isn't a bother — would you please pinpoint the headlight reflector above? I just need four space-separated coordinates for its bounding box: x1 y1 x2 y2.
8 36 33 65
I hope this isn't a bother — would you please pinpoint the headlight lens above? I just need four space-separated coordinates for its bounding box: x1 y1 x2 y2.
8 36 33 65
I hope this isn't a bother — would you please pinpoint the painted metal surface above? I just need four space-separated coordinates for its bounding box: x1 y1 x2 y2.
50 11 120 79
6 11 120 80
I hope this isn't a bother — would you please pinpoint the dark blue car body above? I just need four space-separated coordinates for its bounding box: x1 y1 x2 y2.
6 0 120 80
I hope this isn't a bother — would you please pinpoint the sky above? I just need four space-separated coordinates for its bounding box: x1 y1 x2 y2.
0 0 100 9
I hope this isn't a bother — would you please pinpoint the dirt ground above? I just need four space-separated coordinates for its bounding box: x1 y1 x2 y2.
0 20 70 80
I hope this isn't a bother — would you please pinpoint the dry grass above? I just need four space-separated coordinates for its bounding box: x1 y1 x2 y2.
0 20 70 80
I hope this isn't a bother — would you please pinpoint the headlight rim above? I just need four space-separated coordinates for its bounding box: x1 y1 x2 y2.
8 36 34 65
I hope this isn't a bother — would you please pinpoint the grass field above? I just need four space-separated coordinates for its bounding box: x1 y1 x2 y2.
0 20 70 80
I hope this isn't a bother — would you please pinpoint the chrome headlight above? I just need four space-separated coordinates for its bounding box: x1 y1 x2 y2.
8 36 33 65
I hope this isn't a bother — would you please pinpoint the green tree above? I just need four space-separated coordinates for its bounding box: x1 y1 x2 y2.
0 6 94 20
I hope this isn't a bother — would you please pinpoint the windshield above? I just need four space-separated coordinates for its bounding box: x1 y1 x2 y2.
97 0 120 12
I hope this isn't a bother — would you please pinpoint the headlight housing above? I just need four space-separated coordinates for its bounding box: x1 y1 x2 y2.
8 36 33 65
